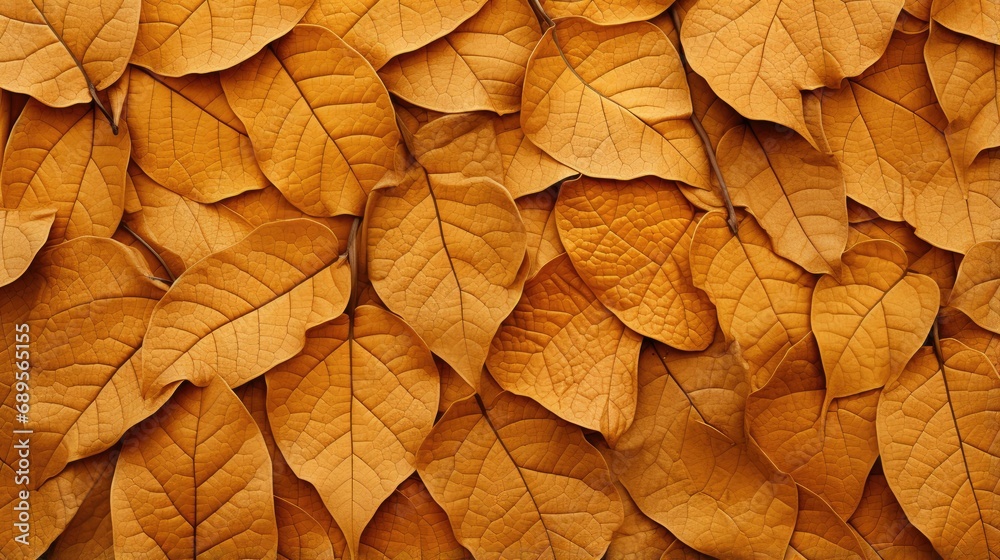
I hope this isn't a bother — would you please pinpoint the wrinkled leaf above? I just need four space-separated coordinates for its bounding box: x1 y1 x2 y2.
931 0 999 45
275 498 336 560
848 467 940 559
517 187 565 279
950 240 1000 334
785 486 869 559
0 207 55 287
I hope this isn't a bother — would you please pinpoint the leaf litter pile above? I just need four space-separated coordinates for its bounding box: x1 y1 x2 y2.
1 0 999 558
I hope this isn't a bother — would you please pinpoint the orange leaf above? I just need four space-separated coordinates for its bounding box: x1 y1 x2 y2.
930 0 999 45
950 241 1000 334
220 186 355 254
521 18 709 188
0 207 55 287
877 340 1000 559
111 377 279 558
556 176 717 350
517 187 565 280
416 392 623 558
848 467 939 559
487 254 642 443
785 486 870 559
541 0 672 24
45 448 119 560
275 498 336 560
939 306 1000 367
265 305 439 558
142 219 351 396
221 25 400 217
367 162 527 387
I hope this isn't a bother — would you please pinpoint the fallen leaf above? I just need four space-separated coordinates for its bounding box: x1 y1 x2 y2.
436 359 475 415
877 340 1000 559
378 0 540 114
939 306 1000 368
265 305 439 558
611 344 798 559
718 122 847 274
221 24 400 217
408 111 576 199
366 162 528 387
487 254 642 443
0 0 139 107
930 0 1000 45
812 239 939 404
521 17 709 188
556 176 717 350
358 477 471 559
141 219 352 397
1 100 129 243
848 466 940 559
302 0 489 69
111 377 279 558
746 333 880 518
962 147 1000 247
689 211 815 388
785 486 869 559
220 186 354 254
275 498 336 560
131 0 313 76
126 69 268 202
542 0 671 24
416 391 623 559
950 241 1000 334
45 448 119 560
0 207 55 287
680 0 902 143
517 187 565 279
112 224 172 280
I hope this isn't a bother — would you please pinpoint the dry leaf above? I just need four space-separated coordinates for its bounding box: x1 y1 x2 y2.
930 0 999 45
746 333 880 518
131 0 313 76
358 477 471 559
813 239 939 404
416 391 623 559
275 498 336 560
877 340 1000 559
378 0 540 114
221 24 400 217
785 486 869 559
141 219 352 396
265 305 439 558
45 448 119 560
220 185 354 253
680 0 902 143
0 0 139 107
517 187 565 279
2 100 129 243
112 377 279 558
689 211 815 388
848 467 940 559
366 162 528 387
718 122 847 274
302 0 489 69
126 69 268 202
950 241 1000 334
487 254 642 444
610 344 798 559
555 176 717 350
939 306 1000 368
542 0 671 24
521 17 709 188
0 207 55 287
112 224 172 280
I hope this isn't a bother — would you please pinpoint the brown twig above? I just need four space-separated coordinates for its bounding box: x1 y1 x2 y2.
120 222 175 283
527 0 554 30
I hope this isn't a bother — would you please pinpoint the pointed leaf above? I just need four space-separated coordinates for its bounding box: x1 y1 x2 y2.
220 186 354 253
487 254 642 443
786 486 869 559
848 468 940 559
950 240 1000 334
931 0 999 45
221 24 400 217
0 207 55 287
939 306 1000 368
521 17 710 188
275 498 336 560
45 448 119 560
518 187 565 280
142 219 352 396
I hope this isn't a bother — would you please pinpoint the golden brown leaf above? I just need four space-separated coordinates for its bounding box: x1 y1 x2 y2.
416 391 623 559
0 0 139 107
437 359 475 415
517 187 565 279
950 241 1000 334
611 344 798 559
112 224 172 280
746 333 880 518
931 0 1000 45
1 100 129 243
221 25 400 217
112 377 279 558
358 477 471 560
131 0 313 76
45 448 119 560
556 176 717 350
812 240 939 403
939 307 1000 368
303 0 488 69
877 340 1000 559
124 165 253 274
408 111 576 199
487 254 642 443
542 0 671 24
848 467 940 559
0 207 55 287
0 237 166 484
521 18 709 188
785 486 869 559
378 0 540 114
142 219 351 396
220 186 354 254
680 0 902 143
849 218 959 301
367 162 527 387
718 123 847 274
126 69 268 202
689 211 815 388
266 305 439 558
275 498 336 560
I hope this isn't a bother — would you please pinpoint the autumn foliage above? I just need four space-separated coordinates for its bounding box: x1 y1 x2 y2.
1 0 999 558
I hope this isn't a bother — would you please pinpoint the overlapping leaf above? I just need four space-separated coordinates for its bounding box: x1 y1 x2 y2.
950 241 1000 334
358 477 470 559
848 467 939 559
785 486 870 559
0 207 55 287
517 187 565 279
931 0 999 45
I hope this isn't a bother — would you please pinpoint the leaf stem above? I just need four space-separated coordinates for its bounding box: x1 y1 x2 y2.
527 0 555 30
669 8 739 235
931 318 944 369
90 84 118 135
345 216 361 317
120 222 176 284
